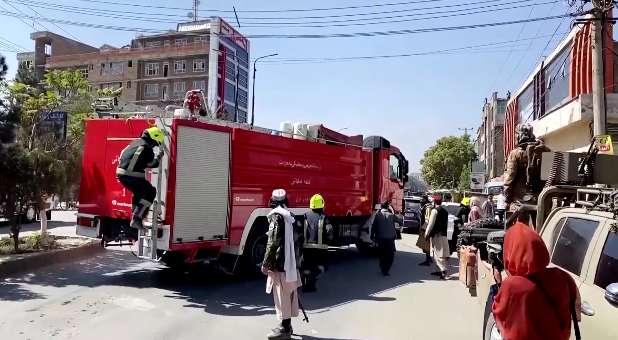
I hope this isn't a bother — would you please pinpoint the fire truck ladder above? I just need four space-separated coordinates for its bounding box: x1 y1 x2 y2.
137 120 170 261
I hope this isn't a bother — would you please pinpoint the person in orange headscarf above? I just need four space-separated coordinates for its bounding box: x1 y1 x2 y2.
492 222 581 340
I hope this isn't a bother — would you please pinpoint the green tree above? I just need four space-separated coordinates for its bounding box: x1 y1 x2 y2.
420 135 476 189
458 164 472 192
8 69 93 239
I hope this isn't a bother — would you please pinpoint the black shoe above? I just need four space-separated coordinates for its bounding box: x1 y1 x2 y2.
440 271 448 280
430 271 442 276
418 261 431 266
267 326 291 340
382 271 390 276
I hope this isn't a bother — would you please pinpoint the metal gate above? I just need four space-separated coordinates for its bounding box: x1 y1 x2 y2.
173 126 230 243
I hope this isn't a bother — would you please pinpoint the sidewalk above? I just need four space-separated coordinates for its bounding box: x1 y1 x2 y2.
0 210 78 238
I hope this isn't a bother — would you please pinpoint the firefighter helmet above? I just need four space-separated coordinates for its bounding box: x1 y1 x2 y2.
144 127 164 145
309 194 325 210
461 197 471 206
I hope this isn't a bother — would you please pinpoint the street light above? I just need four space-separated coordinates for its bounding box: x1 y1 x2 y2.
251 53 278 126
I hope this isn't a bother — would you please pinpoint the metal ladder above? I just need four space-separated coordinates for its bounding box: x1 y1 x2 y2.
137 120 170 261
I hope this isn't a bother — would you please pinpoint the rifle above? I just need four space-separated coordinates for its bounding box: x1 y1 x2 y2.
297 290 309 323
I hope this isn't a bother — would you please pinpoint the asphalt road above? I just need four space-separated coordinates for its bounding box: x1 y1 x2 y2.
0 235 483 340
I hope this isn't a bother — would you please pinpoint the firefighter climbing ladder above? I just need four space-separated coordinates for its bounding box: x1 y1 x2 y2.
137 119 171 261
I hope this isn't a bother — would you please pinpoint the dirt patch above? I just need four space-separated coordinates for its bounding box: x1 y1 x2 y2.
0 234 91 257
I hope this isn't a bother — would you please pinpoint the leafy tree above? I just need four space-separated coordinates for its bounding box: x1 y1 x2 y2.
420 135 476 189
8 69 92 239
458 164 472 192
14 62 40 89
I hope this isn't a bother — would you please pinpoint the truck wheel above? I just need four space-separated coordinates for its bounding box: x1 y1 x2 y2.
355 241 376 256
245 233 268 274
483 314 502 340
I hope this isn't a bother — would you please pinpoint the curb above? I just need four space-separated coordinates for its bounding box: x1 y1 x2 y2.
0 240 104 279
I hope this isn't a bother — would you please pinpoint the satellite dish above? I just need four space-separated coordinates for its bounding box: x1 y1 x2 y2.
187 12 194 19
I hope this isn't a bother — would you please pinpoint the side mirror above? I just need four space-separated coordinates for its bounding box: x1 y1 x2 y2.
605 283 618 305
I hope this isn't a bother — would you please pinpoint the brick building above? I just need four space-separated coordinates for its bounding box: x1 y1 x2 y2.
16 17 250 122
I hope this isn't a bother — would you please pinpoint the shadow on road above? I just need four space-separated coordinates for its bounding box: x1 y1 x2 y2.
0 241 444 319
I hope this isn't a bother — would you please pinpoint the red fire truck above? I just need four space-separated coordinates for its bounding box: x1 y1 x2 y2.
76 115 408 272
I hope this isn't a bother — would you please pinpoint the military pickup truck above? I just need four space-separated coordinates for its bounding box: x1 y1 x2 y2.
476 181 618 339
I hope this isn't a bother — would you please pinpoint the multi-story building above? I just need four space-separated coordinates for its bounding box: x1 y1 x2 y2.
16 17 250 123
476 92 508 179
504 21 618 158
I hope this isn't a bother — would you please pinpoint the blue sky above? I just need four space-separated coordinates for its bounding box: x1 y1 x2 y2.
0 0 575 170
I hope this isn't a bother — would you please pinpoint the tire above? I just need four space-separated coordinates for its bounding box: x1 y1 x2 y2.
245 233 268 274
483 313 502 340
355 240 376 256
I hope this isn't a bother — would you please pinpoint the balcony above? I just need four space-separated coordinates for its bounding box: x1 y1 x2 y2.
531 93 618 152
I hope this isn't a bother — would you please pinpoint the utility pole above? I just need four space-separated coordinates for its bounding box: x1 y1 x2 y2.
192 0 199 22
250 53 278 126
591 0 608 136
458 127 474 137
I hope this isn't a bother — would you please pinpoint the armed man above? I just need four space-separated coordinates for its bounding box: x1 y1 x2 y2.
116 126 165 230
503 123 550 206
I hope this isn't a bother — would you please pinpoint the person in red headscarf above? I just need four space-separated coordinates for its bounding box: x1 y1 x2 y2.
492 222 581 340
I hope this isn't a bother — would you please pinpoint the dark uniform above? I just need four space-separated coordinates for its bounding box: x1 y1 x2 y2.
301 209 332 292
371 204 403 276
116 132 162 229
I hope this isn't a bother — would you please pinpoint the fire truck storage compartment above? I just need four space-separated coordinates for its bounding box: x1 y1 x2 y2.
173 125 230 243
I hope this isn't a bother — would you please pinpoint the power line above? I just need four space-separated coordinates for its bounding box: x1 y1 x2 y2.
258 33 567 64
0 2 35 31
0 8 575 38
2 0 52 32
240 14 575 39
0 35 27 51
488 4 536 90
504 1 563 85
61 0 460 14
5 0 552 28
15 1 84 42
239 1 559 28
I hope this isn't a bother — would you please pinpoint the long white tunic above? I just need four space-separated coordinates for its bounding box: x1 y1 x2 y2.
424 208 451 258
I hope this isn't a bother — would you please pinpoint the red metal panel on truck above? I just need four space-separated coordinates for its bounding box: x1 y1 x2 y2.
228 128 373 245
78 119 150 220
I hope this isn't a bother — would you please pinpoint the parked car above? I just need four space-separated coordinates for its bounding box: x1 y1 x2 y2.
402 196 422 233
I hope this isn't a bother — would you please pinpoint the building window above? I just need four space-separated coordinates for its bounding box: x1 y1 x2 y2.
127 60 133 68
551 218 599 276
175 38 188 47
164 40 171 47
127 81 131 89
224 82 236 102
238 72 248 88
225 63 236 81
44 43 52 56
79 68 88 79
193 59 206 72
89 64 94 70
174 81 186 96
101 62 124 76
237 89 248 108
145 41 161 48
145 63 159 76
174 60 186 74
194 35 208 44
193 80 206 91
145 83 159 97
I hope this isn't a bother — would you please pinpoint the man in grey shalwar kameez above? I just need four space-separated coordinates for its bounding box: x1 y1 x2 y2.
424 195 450 280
